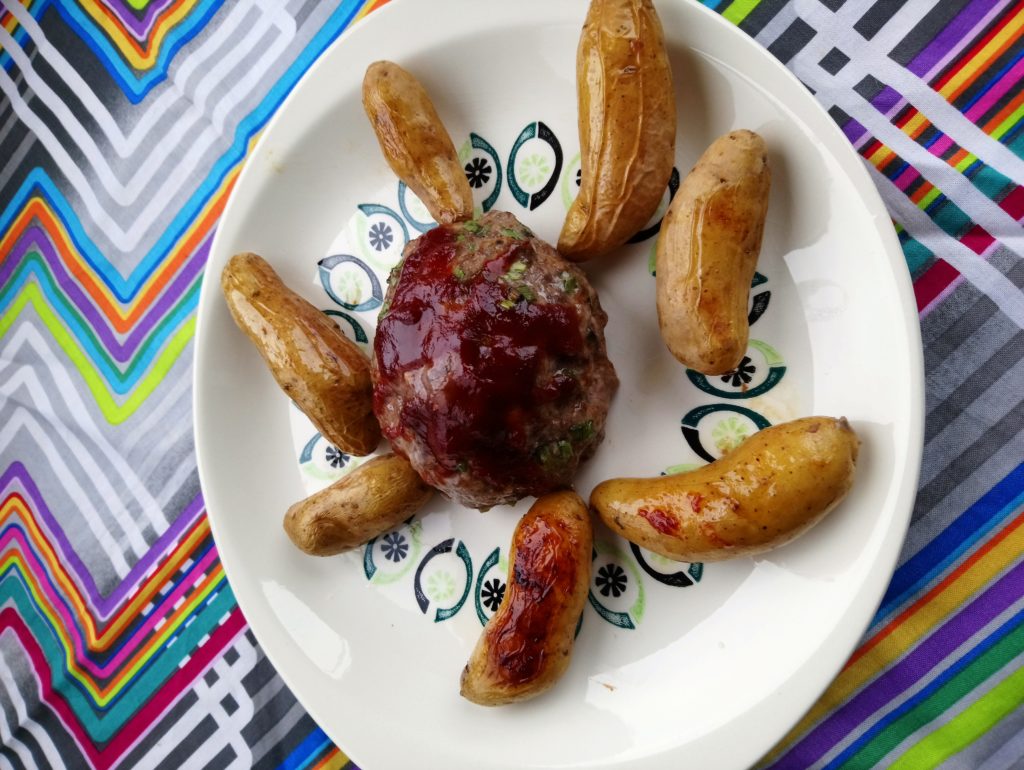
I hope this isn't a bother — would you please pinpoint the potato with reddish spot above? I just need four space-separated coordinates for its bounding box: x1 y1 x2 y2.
590 417 859 561
461 491 593 705
638 507 678 535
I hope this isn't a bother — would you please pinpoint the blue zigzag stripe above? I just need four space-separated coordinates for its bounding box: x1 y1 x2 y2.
0 0 367 303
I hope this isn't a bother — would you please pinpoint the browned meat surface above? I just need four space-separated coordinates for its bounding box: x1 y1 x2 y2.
372 211 618 509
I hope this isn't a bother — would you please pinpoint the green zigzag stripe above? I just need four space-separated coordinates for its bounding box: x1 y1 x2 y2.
0 567 233 740
3 251 200 384
0 281 196 425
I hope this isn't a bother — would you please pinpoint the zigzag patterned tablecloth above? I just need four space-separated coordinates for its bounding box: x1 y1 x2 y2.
1 0 1022 768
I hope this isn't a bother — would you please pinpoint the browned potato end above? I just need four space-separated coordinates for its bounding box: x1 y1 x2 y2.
362 60 473 224
591 417 858 562
221 252 380 456
558 0 676 261
656 129 770 374
284 453 433 556
461 491 593 705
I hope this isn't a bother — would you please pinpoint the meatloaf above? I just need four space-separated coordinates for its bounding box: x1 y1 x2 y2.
371 211 618 509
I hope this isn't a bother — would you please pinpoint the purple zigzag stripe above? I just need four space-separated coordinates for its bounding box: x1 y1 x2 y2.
3 226 209 363
94 0 178 40
1 523 218 676
1 462 204 619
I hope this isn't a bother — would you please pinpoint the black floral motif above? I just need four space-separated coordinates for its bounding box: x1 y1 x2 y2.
465 157 492 189
721 356 756 388
381 532 409 562
324 445 350 468
595 564 627 598
575 168 581 187
368 222 393 251
480 577 506 612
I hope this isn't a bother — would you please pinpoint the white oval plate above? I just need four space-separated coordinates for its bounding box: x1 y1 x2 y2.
194 1 924 768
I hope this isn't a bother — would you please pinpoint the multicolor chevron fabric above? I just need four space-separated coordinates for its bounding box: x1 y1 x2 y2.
0 0 1020 767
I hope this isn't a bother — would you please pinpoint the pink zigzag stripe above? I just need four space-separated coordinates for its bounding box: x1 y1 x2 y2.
1 463 204 619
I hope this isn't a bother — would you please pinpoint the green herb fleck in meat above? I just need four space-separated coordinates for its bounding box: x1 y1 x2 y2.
500 227 526 240
503 260 528 283
561 271 578 294
569 420 595 443
501 282 534 308
388 259 405 286
537 440 574 467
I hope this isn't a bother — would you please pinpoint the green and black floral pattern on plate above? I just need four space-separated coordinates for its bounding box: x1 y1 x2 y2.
292 121 794 629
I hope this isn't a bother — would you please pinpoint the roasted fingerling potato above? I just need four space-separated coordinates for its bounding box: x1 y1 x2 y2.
461 491 593 706
591 417 859 562
558 0 676 262
362 60 473 224
656 129 771 374
221 252 380 456
283 453 433 556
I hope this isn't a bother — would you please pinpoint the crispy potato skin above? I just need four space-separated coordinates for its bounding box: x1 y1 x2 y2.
591 417 859 562
656 129 770 375
461 491 593 705
558 0 676 261
221 252 380 456
362 60 473 224
283 454 433 556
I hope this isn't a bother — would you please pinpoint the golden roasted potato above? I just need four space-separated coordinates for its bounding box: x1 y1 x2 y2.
362 60 473 224
656 129 770 374
461 491 593 705
558 0 676 262
283 454 433 556
221 252 380 456
590 417 858 561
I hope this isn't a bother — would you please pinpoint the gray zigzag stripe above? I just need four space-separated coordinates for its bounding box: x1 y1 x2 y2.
0 637 83 769
0 322 200 587
2 308 199 478
0 1 354 767
0 133 36 195
8 1 345 273
1 314 198 476
1 421 138 590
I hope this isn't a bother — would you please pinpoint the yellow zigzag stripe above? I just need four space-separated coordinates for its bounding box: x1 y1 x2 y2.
0 281 195 424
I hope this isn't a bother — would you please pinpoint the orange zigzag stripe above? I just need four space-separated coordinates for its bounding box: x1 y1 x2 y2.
3 0 203 68
0 161 241 332
2 492 211 651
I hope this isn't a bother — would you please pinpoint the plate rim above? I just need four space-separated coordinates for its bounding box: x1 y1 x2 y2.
193 0 926 767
